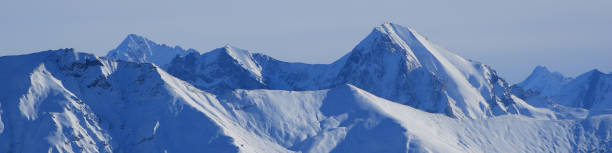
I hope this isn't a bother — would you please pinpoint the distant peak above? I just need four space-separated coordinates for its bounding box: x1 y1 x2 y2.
374 22 417 36
518 65 571 90
106 33 198 67
378 22 400 28
528 65 568 79
533 65 551 73
357 22 419 49
378 22 394 29
114 34 156 50
38 48 78 57
208 44 263 79
586 69 604 75
219 44 251 55
222 44 236 51
124 33 149 42
126 33 142 38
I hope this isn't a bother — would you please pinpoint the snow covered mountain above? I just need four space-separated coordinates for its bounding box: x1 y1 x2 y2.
516 66 612 111
165 23 531 119
1 23 611 153
329 23 526 119
517 65 572 96
0 49 610 152
106 34 198 68
0 49 240 152
553 69 612 110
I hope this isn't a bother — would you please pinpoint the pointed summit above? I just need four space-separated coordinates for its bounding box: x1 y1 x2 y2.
220 44 254 59
350 22 458 72
116 34 156 54
585 68 604 76
533 65 550 73
329 23 532 118
221 45 261 75
106 34 197 68
124 33 147 42
374 22 420 39
205 44 261 77
517 66 571 96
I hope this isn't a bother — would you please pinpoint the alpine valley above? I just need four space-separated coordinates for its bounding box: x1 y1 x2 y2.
1 23 610 153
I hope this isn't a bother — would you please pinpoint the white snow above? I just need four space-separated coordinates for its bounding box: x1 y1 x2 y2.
223 45 264 80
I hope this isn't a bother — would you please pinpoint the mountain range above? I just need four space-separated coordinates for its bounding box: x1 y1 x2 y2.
1 23 610 153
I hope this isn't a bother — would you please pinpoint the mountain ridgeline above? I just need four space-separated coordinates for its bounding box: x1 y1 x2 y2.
0 23 610 153
154 23 530 119
514 66 612 111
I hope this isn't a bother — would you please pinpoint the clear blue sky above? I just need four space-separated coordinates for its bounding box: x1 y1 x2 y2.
1 0 610 83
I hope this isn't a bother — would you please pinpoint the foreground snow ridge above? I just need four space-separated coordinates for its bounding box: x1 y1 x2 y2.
0 23 611 153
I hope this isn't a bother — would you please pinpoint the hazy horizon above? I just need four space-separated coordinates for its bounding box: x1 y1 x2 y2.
1 0 610 83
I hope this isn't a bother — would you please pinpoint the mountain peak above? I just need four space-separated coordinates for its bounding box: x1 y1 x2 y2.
375 22 416 34
586 68 604 75
332 23 528 118
120 34 154 48
222 43 233 49
209 44 254 59
354 22 437 62
218 45 262 78
350 23 423 68
517 66 571 96
106 34 197 67
527 65 568 80
533 65 551 73
222 44 251 55
126 33 146 40
553 68 612 110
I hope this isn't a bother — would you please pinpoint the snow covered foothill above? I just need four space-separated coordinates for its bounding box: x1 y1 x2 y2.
217 84 612 153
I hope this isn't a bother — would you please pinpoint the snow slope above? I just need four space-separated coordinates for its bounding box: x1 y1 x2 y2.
106 34 198 68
